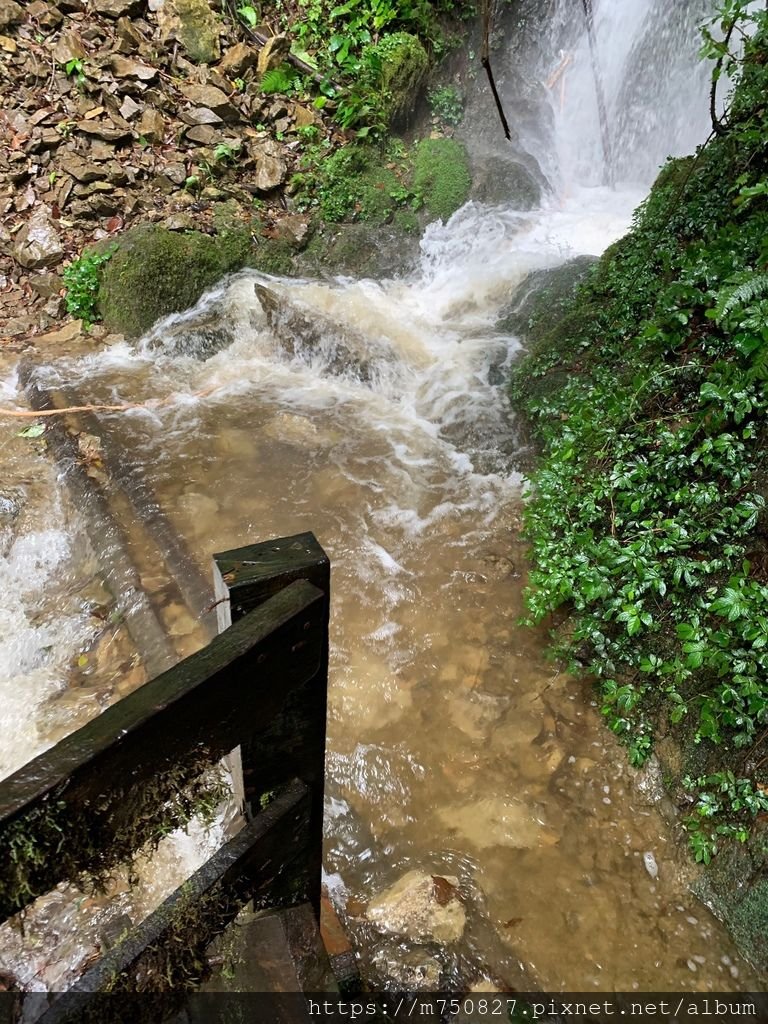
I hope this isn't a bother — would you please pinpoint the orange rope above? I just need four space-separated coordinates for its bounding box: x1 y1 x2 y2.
0 384 224 420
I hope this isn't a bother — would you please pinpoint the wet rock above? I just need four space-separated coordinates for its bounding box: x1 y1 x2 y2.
110 55 157 81
181 84 237 122
371 946 442 991
437 796 548 850
0 494 21 522
13 207 63 269
366 870 466 944
35 320 83 344
52 28 87 65
470 153 543 210
274 213 311 248
251 139 287 191
263 412 318 444
99 223 249 337
29 271 62 298
218 41 256 77
254 282 393 382
643 851 659 880
138 107 164 142
0 0 22 30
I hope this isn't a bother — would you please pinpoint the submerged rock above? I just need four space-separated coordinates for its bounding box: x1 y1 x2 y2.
366 870 466 944
254 282 395 383
370 945 442 991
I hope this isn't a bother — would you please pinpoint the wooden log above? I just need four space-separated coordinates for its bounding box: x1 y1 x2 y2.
0 581 324 922
30 780 311 1023
213 533 329 921
21 365 216 633
17 367 177 681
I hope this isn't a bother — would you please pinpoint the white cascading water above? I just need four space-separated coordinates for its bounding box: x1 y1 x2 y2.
2 0 760 995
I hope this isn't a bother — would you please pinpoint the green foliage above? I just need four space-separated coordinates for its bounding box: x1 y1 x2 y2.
428 83 463 127
237 3 259 27
273 0 463 131
412 136 471 221
260 64 300 95
508 7 768 858
291 140 414 223
63 246 116 328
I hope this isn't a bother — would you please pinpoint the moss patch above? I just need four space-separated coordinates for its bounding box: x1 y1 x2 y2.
98 224 250 337
371 32 430 128
413 137 471 222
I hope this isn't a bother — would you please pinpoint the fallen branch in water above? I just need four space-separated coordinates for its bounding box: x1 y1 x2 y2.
0 384 224 419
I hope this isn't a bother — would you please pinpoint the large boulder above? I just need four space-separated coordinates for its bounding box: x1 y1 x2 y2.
413 138 472 223
471 153 543 210
368 32 429 128
98 223 250 337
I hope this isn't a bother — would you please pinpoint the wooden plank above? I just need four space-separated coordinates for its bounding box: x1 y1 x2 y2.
213 534 329 921
30 780 311 1023
0 581 324 922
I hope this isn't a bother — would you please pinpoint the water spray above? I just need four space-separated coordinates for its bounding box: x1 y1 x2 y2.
581 0 616 187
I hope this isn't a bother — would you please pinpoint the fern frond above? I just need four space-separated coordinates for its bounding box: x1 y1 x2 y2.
260 65 297 96
715 271 768 321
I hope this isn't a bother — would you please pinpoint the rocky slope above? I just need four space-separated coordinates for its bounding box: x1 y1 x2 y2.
0 0 335 346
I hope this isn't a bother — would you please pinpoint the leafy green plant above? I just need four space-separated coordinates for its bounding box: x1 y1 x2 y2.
428 83 463 126
62 246 117 328
260 65 299 95
64 57 86 86
509 2 768 860
237 4 259 27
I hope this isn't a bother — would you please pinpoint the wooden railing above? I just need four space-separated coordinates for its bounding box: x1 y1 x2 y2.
0 533 329 1013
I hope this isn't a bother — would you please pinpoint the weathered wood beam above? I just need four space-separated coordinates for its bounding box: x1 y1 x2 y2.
30 780 311 1022
213 533 329 921
0 581 324 921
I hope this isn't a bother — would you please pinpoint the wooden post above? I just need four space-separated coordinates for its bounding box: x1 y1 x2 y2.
213 533 329 921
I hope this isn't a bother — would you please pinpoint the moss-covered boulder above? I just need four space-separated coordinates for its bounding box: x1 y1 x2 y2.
371 32 429 128
296 221 420 279
159 0 220 64
471 153 543 210
98 223 250 337
413 137 472 222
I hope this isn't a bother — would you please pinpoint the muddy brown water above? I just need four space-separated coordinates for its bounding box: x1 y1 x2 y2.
1 199 762 992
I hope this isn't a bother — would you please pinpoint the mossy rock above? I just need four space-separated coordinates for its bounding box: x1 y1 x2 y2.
168 0 220 64
691 825 768 970
498 256 597 346
471 154 542 210
296 221 420 279
98 223 250 338
413 137 472 223
247 237 296 276
371 32 430 128
297 143 410 227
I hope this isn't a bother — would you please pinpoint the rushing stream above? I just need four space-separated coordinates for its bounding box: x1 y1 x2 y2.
1 0 763 998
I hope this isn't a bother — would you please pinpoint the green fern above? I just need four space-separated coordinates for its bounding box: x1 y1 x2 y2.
260 65 297 95
714 271 768 321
